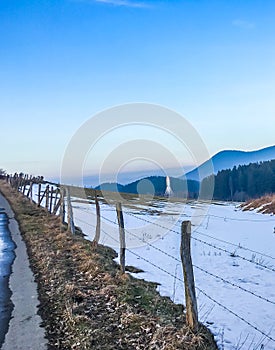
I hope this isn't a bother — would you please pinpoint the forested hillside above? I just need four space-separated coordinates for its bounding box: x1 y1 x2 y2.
185 145 275 181
203 159 275 201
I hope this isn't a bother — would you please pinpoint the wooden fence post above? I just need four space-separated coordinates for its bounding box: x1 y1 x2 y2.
38 185 47 207
18 174 23 191
26 182 33 201
66 187 75 234
53 187 59 210
11 173 18 189
93 191 101 245
37 183 41 206
180 220 198 333
30 182 33 200
116 202 126 274
52 189 61 215
59 187 66 224
49 186 54 213
22 175 28 195
45 185 50 211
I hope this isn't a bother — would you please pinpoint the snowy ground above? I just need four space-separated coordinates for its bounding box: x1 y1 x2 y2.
20 185 275 349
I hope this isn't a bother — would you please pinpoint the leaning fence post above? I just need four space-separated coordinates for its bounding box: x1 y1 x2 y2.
180 220 198 333
93 191 101 245
116 202 126 274
26 181 33 201
37 183 41 206
38 185 47 207
53 187 59 210
52 188 60 215
66 187 75 234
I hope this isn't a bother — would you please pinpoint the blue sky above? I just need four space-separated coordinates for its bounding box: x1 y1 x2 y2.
0 0 274 182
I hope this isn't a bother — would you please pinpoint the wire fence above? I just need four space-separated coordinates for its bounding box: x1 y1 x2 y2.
122 210 275 272
5 174 275 349
77 206 275 304
72 203 275 346
72 208 275 345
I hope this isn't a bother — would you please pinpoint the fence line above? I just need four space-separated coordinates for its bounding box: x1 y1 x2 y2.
3 173 275 346
77 211 275 344
72 201 272 258
122 210 275 272
125 210 275 260
67 193 275 345
94 212 275 306
125 242 275 344
72 206 275 309
74 204 275 273
75 208 275 344
173 212 275 223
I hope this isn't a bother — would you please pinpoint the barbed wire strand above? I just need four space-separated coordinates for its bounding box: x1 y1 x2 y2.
73 205 275 272
125 246 275 344
97 214 275 306
122 210 275 272
173 213 275 223
42 201 275 345
191 236 275 273
126 209 275 260
26 189 275 344
192 229 275 261
62 204 275 308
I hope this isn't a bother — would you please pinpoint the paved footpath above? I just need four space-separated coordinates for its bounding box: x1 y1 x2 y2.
0 193 47 350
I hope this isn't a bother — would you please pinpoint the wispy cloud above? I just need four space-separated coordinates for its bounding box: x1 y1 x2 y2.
79 0 150 8
232 19 255 30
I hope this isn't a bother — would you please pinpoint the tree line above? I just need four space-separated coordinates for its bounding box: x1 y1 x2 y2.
202 159 275 201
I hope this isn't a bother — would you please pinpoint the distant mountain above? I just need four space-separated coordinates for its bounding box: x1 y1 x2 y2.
93 146 275 199
95 176 200 198
95 182 125 193
185 145 275 181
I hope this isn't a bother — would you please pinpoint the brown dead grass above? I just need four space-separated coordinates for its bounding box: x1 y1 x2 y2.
0 181 217 350
240 194 275 214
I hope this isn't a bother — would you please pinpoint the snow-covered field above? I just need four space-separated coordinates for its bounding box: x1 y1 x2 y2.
73 197 275 350
19 185 275 349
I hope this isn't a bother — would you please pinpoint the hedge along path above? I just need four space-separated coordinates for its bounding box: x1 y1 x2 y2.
0 181 217 350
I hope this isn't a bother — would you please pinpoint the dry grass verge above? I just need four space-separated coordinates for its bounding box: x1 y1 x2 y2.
0 181 217 350
240 194 275 214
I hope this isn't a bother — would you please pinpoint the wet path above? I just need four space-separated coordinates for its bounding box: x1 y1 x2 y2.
0 193 47 350
0 209 15 348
